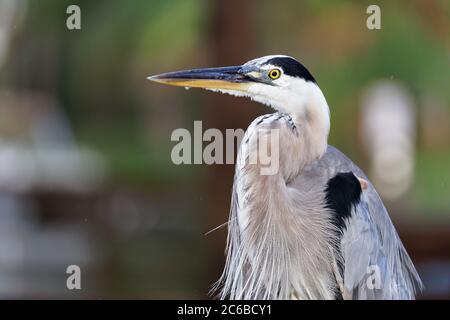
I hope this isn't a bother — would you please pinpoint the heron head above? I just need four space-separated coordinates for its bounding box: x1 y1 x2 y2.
148 55 324 115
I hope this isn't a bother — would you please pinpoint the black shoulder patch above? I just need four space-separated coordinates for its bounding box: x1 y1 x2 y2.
266 57 316 83
325 172 362 232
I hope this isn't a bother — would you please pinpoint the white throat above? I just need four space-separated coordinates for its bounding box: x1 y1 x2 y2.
207 77 331 162
248 77 331 160
292 81 331 160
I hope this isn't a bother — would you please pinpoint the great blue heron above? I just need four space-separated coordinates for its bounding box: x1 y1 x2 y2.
149 55 423 300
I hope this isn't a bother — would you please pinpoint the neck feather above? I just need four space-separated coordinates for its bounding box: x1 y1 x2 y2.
289 82 330 163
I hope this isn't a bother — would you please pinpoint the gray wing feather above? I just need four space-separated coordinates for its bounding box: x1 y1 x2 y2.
317 146 423 299
218 143 423 300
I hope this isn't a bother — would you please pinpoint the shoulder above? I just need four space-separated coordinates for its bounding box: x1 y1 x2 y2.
325 172 363 232
305 145 368 180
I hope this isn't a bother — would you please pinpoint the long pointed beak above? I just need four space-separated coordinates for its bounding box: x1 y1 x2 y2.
147 65 252 91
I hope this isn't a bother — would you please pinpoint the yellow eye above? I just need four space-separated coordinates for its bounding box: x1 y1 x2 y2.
268 69 281 80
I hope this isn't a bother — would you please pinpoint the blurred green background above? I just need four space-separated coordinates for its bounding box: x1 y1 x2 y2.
0 0 449 299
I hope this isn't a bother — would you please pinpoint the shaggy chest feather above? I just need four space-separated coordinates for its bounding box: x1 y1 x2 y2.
219 114 339 300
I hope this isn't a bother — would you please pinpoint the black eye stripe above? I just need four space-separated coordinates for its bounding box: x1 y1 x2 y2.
266 57 316 83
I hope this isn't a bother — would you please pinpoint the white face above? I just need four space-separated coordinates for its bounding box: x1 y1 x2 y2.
247 63 310 114
211 55 320 116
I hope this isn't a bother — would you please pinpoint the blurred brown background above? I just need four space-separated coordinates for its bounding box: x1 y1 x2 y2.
0 0 449 299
